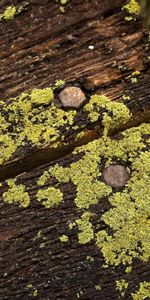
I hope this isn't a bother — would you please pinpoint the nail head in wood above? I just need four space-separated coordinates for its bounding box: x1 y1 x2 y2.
58 86 86 108
103 164 129 188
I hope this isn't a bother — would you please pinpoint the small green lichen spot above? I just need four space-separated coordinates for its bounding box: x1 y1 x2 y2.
0 6 16 21
131 77 138 84
60 235 69 242
131 281 150 300
116 279 129 297
30 88 54 105
125 266 132 273
123 0 141 15
33 289 38 297
95 285 101 291
36 187 63 208
3 179 30 207
76 212 94 244
56 0 70 5
53 79 65 89
26 284 33 289
86 256 94 262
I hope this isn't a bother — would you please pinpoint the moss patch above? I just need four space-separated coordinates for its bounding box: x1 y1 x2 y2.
116 279 129 297
36 187 63 208
76 212 94 244
84 95 131 136
60 235 69 242
131 281 150 300
39 123 150 271
0 86 76 165
123 0 141 20
3 179 30 207
0 6 16 21
0 87 131 167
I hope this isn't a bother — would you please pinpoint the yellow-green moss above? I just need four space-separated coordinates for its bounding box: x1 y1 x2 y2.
53 79 65 89
30 88 54 105
76 212 94 244
75 131 85 141
56 0 70 5
1 81 149 292
84 94 131 136
125 266 132 273
3 179 30 207
131 70 140 76
76 290 83 298
116 279 129 297
47 150 112 209
86 256 94 262
123 0 141 16
0 6 16 21
95 130 150 266
33 289 38 297
95 285 101 291
0 87 76 166
68 222 76 230
122 95 131 101
36 187 63 208
131 77 138 84
0 89 131 167
60 234 69 242
40 123 150 268
131 282 150 300
26 284 33 289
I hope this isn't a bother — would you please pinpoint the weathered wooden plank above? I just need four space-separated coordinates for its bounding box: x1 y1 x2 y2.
0 123 149 299
0 0 150 299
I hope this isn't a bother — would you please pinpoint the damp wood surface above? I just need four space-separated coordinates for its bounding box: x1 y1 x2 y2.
0 0 150 300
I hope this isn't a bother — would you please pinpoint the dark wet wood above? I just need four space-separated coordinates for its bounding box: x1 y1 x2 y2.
0 0 150 299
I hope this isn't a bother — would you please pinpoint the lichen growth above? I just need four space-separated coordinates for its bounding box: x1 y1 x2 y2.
3 179 30 207
131 77 138 83
56 0 70 5
86 256 94 262
0 6 16 21
116 279 129 297
76 290 83 298
123 0 141 19
131 70 140 76
53 79 65 89
131 281 150 300
76 212 94 244
95 131 150 267
84 94 131 136
39 123 150 271
33 289 38 297
0 86 77 165
125 266 132 273
0 80 149 297
0 88 131 167
46 149 112 209
122 95 131 101
36 187 63 208
95 285 101 291
60 234 69 242
30 88 54 105
26 284 33 289
68 222 76 230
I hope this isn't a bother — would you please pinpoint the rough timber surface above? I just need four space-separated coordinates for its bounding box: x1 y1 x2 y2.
0 0 150 300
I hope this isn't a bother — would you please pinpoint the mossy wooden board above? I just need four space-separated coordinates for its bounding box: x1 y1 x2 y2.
0 0 149 299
